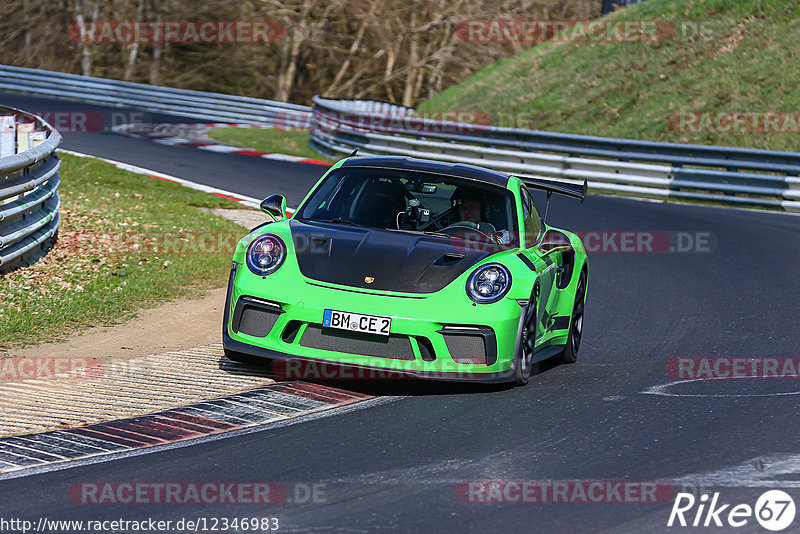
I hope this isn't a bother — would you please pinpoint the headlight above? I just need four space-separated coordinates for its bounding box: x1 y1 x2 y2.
246 234 286 276
466 263 511 304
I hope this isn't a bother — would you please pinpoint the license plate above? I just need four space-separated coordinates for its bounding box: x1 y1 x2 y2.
323 309 391 336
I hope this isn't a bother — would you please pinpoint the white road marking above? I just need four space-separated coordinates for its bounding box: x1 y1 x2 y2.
640 378 800 398
197 144 244 153
671 453 800 488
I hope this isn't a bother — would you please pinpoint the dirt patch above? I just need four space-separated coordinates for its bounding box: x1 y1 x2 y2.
0 207 280 437
202 208 270 229
4 207 264 363
5 287 228 363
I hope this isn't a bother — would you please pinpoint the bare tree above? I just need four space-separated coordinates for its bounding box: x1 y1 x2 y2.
72 0 99 76
0 0 603 105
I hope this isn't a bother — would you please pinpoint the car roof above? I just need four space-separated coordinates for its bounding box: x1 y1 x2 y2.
339 156 511 188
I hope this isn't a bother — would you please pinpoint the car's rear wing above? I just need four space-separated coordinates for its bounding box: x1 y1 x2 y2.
517 176 587 225
519 176 588 203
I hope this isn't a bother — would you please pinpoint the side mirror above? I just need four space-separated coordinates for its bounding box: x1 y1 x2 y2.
260 194 287 222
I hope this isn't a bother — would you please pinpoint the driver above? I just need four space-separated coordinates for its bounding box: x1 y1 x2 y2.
450 188 496 234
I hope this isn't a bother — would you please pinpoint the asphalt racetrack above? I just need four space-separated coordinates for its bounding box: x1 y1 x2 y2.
2 92 799 533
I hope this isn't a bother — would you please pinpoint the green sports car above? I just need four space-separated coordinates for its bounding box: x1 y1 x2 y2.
222 156 588 385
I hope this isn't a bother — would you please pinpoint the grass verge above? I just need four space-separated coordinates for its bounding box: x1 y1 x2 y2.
0 153 247 349
207 127 338 163
419 0 800 152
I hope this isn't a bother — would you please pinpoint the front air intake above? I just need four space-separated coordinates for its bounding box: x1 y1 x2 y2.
442 334 487 365
232 296 284 338
300 325 415 360
437 326 497 365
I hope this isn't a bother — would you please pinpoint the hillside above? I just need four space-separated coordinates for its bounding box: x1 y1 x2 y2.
418 0 800 152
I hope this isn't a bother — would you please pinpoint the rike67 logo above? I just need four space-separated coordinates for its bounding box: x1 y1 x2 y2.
668 490 796 531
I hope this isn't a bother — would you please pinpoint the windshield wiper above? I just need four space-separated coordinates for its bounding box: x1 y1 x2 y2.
388 228 451 239
422 231 451 238
304 218 365 227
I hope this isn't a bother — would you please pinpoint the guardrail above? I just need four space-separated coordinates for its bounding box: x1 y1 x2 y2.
0 106 62 272
0 65 311 126
2 67 798 214
311 97 800 213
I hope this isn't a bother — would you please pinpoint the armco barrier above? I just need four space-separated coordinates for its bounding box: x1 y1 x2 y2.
310 97 800 213
0 65 310 126
0 105 62 272
1 66 798 213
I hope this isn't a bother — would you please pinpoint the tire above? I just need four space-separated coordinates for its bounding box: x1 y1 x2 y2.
513 284 539 386
556 270 586 364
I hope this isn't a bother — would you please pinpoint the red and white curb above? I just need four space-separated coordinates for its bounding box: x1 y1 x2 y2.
0 381 371 476
114 122 330 166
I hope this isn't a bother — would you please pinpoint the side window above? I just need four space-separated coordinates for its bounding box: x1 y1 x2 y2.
520 186 542 247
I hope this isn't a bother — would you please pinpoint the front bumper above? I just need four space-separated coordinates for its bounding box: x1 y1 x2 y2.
223 331 518 383
222 263 525 383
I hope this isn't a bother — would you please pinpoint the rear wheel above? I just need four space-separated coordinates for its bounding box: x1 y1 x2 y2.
556 271 586 364
514 284 539 386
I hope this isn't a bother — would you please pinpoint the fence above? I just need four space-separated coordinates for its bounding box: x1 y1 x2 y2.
1 66 798 215
310 97 800 213
0 106 62 272
0 65 310 126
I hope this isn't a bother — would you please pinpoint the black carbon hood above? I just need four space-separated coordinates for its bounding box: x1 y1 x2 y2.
290 220 494 293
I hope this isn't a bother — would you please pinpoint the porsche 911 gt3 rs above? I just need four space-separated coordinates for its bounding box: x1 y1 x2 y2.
223 156 587 385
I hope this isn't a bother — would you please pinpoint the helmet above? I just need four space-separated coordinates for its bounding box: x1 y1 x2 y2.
450 187 483 208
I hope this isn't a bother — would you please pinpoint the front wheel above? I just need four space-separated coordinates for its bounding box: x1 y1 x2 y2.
513 284 539 386
556 271 586 364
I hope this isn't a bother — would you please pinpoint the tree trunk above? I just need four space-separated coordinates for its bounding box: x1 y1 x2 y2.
73 0 95 76
148 1 162 85
401 15 418 108
123 0 144 81
277 19 306 101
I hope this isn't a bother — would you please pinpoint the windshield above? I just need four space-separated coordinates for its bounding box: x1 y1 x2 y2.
295 167 519 247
